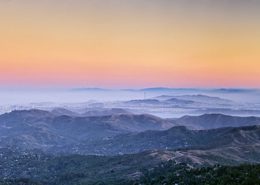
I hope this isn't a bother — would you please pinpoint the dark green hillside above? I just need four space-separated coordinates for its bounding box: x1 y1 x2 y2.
1 145 260 185
137 162 260 185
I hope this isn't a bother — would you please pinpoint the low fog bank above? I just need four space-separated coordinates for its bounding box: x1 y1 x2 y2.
0 88 260 118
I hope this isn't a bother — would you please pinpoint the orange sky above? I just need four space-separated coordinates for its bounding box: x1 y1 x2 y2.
0 0 260 88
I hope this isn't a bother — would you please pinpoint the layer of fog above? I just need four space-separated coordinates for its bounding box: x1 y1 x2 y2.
0 88 260 118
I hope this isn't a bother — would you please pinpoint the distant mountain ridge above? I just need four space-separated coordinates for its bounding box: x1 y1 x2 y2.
51 107 131 117
155 94 233 104
1 109 260 155
0 109 260 184
0 109 175 152
74 125 260 155
174 113 260 130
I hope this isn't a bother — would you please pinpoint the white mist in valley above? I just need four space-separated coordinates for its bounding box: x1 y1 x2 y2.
0 88 260 118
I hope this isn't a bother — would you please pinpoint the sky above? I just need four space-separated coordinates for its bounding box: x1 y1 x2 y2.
0 0 260 88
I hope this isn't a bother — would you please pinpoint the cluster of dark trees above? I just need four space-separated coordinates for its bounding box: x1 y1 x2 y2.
134 161 260 185
1 160 260 185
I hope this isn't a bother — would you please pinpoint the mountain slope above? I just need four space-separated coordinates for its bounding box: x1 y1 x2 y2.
1 144 260 185
0 110 175 151
155 94 233 104
1 110 260 154
174 113 260 129
75 125 260 155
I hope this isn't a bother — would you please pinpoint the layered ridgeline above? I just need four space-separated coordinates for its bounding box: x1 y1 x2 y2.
0 109 260 184
171 113 260 130
0 109 174 152
117 94 260 116
124 94 233 106
74 125 260 155
0 109 260 154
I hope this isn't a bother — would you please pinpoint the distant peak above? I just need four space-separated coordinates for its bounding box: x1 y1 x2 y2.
3 109 52 117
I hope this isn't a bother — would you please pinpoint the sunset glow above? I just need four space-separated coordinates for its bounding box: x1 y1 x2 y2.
1 0 260 88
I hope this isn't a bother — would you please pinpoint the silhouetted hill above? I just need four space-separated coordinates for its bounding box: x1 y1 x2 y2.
164 98 194 104
125 99 161 105
174 113 260 129
51 108 79 117
0 110 175 152
67 125 260 155
155 94 233 104
82 108 131 117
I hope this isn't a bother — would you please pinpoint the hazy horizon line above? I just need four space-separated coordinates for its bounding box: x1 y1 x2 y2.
0 86 259 91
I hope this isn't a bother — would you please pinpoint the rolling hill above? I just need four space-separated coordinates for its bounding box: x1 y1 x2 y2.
174 113 260 129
